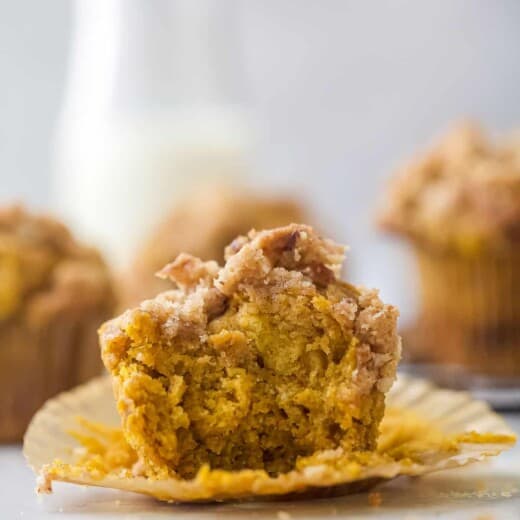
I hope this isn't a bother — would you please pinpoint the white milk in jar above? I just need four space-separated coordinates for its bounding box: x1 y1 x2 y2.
52 0 252 268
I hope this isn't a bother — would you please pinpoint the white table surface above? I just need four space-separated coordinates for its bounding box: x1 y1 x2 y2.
3 414 520 519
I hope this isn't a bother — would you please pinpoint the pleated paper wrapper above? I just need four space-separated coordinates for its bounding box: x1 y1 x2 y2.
23 374 516 503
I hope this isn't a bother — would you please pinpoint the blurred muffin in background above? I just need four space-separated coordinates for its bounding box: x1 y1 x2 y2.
379 122 520 379
0 206 115 441
122 187 311 307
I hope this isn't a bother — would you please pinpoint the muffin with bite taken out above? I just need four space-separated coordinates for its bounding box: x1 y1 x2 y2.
100 224 400 479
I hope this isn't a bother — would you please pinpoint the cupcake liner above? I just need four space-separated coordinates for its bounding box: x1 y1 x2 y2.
405 244 520 381
23 374 515 503
0 309 105 442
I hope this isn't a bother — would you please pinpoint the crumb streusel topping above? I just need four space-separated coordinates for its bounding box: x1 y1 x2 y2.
379 123 520 252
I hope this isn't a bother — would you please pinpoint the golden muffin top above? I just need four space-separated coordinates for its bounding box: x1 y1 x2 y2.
100 224 400 479
379 123 520 253
0 205 113 324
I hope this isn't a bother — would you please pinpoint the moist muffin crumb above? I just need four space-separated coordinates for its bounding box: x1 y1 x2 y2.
100 224 400 479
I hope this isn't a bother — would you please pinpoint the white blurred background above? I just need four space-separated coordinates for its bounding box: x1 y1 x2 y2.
1 0 520 323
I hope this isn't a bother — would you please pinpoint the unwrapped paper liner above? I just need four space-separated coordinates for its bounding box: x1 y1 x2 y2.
23 374 516 503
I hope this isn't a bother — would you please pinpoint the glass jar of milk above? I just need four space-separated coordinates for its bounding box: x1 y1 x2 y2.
53 0 253 268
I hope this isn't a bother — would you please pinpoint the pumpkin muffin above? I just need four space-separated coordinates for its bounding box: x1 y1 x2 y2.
0 206 115 441
122 187 309 307
100 224 400 479
379 122 520 379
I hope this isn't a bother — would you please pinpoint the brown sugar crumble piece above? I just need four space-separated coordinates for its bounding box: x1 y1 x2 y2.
100 224 400 480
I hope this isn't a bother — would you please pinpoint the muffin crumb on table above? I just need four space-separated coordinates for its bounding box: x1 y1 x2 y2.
368 491 382 507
